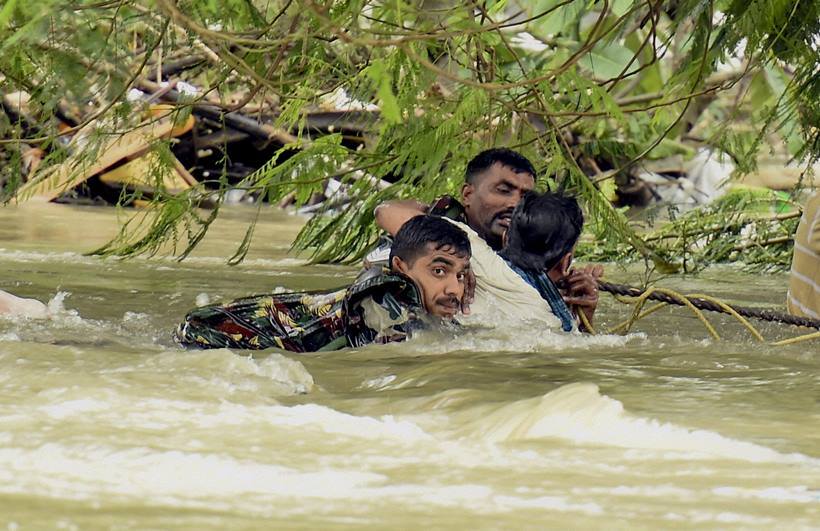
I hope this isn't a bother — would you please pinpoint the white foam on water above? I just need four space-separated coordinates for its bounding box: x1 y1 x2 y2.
360 374 397 390
572 485 695 499
46 291 69 314
18 382 428 443
0 444 385 503
409 325 645 355
492 494 603 514
121 311 150 323
712 486 820 503
267 404 431 441
111 399 430 443
0 442 607 518
459 383 815 464
169 255 307 268
0 248 346 279
144 350 316 395
38 398 110 420
0 248 92 265
660 510 778 525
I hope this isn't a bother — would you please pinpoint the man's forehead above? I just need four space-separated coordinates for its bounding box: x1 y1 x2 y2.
421 243 470 264
480 162 534 185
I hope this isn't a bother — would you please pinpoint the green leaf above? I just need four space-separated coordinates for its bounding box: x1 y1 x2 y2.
577 42 637 80
367 60 401 124
531 0 586 37
0 0 18 29
611 0 634 17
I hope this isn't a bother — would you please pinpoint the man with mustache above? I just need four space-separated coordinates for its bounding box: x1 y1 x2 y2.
372 148 536 254
373 148 602 330
175 215 471 351
453 148 538 251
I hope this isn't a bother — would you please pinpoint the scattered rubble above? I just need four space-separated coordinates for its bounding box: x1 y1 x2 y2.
1 78 815 214
2 76 380 210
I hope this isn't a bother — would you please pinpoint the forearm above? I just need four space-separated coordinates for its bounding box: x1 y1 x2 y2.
373 199 429 235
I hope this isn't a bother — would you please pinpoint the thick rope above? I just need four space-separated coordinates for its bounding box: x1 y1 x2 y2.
621 286 722 339
598 281 820 330
687 293 765 342
577 309 595 334
770 331 820 346
607 302 667 334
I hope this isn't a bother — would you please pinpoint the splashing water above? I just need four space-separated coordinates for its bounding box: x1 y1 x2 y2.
0 202 818 528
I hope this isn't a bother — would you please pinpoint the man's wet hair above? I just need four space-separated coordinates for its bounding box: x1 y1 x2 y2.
390 215 471 266
465 148 537 185
501 191 583 272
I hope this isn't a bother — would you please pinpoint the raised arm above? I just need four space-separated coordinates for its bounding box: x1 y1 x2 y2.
373 199 429 236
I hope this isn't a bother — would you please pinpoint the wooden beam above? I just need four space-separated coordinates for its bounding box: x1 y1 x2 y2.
15 117 184 202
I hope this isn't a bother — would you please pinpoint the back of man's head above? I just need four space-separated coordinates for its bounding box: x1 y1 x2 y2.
502 191 583 272
389 215 471 267
465 148 536 185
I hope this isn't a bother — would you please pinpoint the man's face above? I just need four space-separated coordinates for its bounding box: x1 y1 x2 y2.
461 162 535 249
392 244 470 319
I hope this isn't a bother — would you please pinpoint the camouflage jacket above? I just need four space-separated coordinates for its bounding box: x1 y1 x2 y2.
175 268 423 352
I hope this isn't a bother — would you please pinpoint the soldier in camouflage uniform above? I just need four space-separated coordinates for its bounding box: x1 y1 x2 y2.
175 215 471 352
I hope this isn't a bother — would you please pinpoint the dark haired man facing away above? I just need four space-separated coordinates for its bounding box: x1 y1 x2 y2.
175 215 470 352
500 191 600 330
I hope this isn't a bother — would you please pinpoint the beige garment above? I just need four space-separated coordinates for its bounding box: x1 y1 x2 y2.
446 220 562 329
787 192 820 319
0 290 48 318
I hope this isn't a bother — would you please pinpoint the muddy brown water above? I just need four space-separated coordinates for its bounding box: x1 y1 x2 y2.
1 202 817 529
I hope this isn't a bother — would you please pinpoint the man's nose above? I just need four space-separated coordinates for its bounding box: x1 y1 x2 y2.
502 190 524 211
444 274 463 297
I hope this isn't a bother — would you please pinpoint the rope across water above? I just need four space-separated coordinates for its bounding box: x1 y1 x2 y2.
582 280 820 345
598 281 820 329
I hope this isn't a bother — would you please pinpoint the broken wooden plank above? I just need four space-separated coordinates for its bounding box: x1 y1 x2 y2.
171 155 198 187
98 151 194 195
15 115 191 202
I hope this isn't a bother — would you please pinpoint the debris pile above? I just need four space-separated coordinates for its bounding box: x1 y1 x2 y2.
1 72 380 210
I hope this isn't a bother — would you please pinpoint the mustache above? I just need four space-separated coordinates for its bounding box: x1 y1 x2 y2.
493 208 514 222
435 295 460 309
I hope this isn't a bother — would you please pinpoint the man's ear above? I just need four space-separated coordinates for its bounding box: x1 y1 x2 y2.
391 256 410 275
461 182 474 207
557 252 573 276
548 252 573 282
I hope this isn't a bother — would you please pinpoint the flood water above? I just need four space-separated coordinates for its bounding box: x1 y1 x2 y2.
1 202 818 529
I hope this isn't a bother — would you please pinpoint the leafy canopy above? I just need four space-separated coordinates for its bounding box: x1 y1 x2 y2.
1 0 817 265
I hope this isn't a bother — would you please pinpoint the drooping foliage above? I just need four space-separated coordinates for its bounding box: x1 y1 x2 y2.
0 0 817 265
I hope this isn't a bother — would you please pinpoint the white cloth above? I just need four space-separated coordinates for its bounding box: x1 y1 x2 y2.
0 290 48 318
446 220 561 329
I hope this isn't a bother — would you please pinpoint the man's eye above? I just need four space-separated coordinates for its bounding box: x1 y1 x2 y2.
497 186 512 194
456 272 466 281
432 267 446 276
